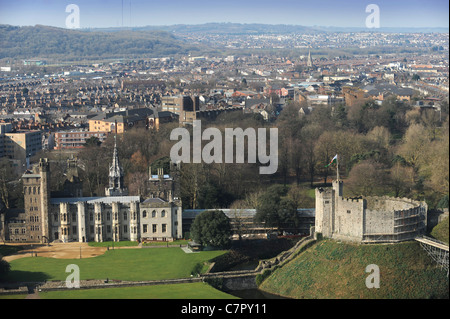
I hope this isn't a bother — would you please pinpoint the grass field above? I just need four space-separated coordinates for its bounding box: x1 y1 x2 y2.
4 247 226 282
260 240 449 299
87 240 189 247
0 282 238 299
87 241 139 247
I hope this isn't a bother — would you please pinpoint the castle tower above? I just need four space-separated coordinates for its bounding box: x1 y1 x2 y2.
39 158 50 242
22 158 51 243
105 136 128 197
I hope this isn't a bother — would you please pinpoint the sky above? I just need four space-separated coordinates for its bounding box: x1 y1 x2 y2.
0 0 448 29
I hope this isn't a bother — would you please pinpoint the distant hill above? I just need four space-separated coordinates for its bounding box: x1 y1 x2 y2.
260 240 448 299
132 23 318 34
94 23 449 34
0 24 203 60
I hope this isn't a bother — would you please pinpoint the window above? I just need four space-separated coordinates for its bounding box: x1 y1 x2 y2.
142 210 147 218
90 213 93 221
161 210 166 218
73 226 77 234
107 225 111 233
123 225 128 233
162 224 167 233
152 210 156 218
152 224 157 233
347 210 351 214
107 212 111 221
143 224 148 233
123 212 127 220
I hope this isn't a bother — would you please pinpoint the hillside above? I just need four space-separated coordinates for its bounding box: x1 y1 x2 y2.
0 24 202 60
259 240 449 299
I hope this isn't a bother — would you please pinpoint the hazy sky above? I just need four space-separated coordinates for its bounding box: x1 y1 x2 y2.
0 0 448 29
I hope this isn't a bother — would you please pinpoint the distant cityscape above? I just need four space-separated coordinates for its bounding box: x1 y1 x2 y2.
0 15 448 301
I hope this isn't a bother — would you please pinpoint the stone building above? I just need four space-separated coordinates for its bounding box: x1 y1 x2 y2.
12 141 182 243
315 180 427 243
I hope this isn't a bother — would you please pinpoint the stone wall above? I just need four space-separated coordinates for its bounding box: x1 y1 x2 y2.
315 181 427 244
334 197 365 242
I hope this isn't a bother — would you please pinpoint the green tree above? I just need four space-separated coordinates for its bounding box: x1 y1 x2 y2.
190 210 232 249
255 185 298 232
0 255 10 278
85 136 101 147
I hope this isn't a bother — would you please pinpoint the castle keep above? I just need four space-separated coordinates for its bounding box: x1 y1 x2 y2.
315 180 427 243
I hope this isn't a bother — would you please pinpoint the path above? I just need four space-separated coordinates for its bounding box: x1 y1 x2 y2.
3 243 107 262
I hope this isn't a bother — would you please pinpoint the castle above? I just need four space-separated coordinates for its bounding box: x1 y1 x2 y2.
5 140 182 243
315 180 428 243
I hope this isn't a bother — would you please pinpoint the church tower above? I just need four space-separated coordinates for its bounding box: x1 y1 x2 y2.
306 49 314 68
105 136 128 197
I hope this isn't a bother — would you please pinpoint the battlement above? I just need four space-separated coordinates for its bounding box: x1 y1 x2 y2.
315 180 427 244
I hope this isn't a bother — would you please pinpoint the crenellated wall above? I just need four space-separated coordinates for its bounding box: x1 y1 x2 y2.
315 181 427 243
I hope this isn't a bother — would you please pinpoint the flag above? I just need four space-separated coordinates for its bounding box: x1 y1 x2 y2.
325 154 338 168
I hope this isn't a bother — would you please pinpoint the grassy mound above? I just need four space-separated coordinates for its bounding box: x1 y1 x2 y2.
260 240 448 299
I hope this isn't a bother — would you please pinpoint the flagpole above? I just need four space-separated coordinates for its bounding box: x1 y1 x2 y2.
336 154 340 181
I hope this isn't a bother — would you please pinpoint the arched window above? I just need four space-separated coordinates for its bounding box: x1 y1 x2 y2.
161 210 166 218
152 210 156 218
142 210 147 218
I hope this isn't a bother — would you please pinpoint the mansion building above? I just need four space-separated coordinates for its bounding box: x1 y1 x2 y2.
4 138 182 243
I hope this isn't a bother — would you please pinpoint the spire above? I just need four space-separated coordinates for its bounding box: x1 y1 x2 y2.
106 134 127 196
307 49 314 68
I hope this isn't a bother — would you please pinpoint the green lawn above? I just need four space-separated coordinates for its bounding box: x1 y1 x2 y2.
0 282 239 299
4 247 226 282
87 241 139 247
39 282 238 299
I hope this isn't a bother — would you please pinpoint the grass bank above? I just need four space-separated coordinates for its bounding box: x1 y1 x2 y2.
260 240 449 299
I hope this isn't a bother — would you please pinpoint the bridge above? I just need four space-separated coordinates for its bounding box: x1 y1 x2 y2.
415 236 449 277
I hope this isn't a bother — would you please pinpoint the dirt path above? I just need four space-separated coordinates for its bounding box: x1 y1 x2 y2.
4 243 107 262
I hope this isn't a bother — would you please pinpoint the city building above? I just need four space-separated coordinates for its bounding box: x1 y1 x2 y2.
54 130 109 150
0 123 42 173
161 95 199 125
89 109 153 134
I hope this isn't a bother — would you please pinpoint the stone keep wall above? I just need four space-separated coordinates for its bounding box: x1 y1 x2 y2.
315 181 427 243
334 197 365 242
